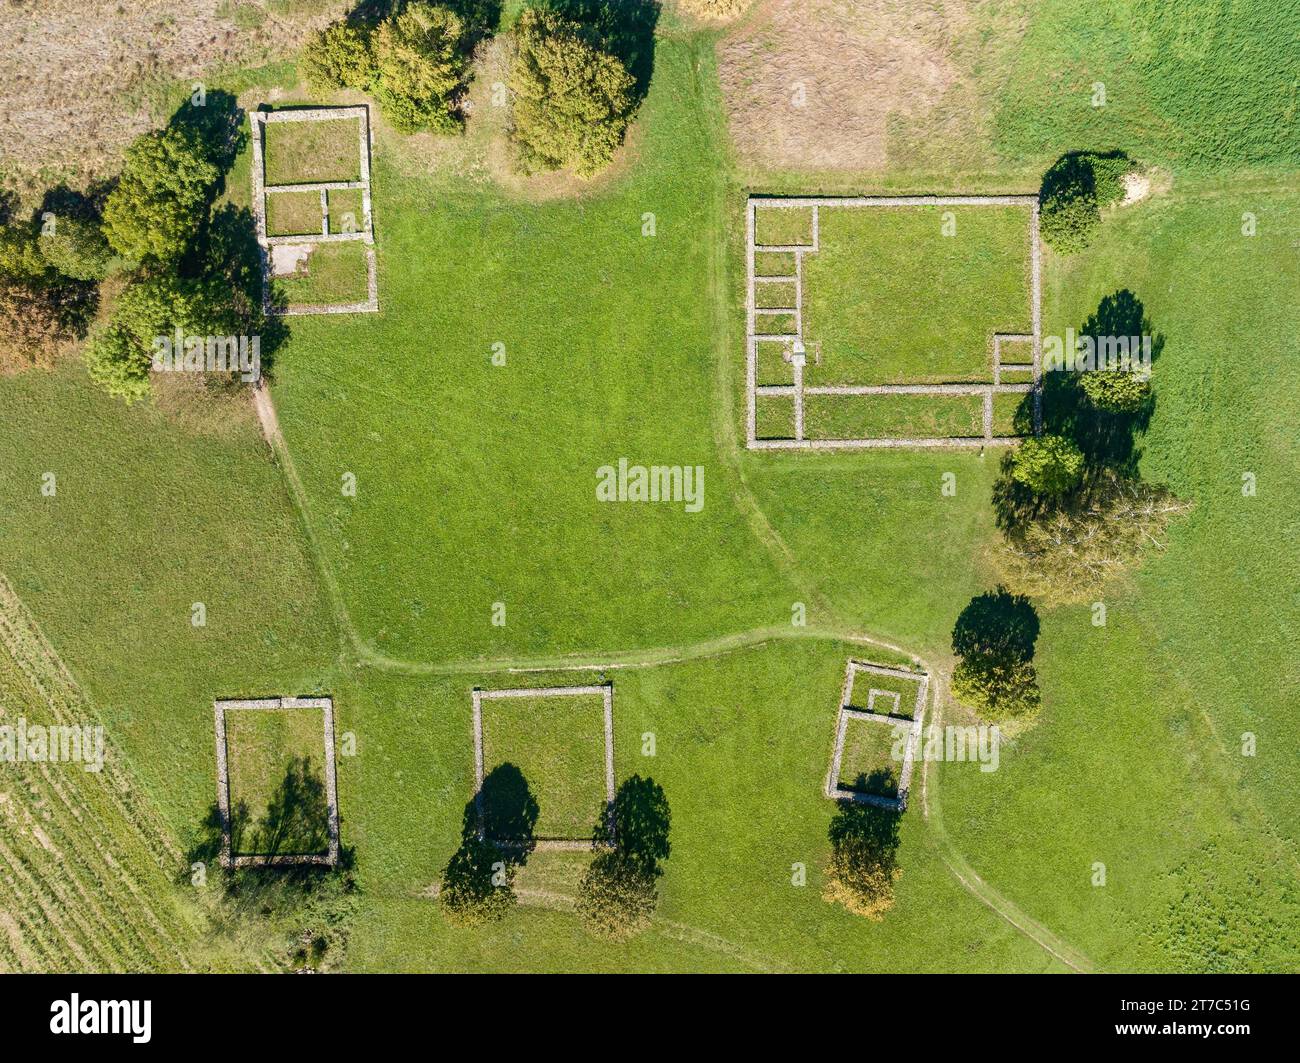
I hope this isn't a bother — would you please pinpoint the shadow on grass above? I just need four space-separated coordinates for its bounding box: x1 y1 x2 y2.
952 587 1039 664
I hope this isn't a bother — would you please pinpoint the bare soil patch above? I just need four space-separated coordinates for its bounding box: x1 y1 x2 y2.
718 0 1018 174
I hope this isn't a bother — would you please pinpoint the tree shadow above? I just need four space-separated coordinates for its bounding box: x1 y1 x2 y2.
952 586 1039 663
848 768 899 799
197 202 289 382
544 0 660 103
183 758 354 908
829 800 901 859
477 762 540 856
247 755 332 858
601 774 670 870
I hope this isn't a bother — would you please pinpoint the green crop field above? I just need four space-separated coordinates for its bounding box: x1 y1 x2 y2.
0 0 1296 977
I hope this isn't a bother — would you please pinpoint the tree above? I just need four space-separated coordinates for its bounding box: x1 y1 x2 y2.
1010 434 1085 498
822 802 902 920
300 19 375 93
575 775 670 941
1039 154 1100 253
1078 288 1153 413
372 3 471 134
101 126 221 263
509 7 635 177
993 471 1191 605
950 588 1041 720
38 215 114 281
951 653 1040 720
575 851 656 941
1079 369 1151 413
85 273 242 402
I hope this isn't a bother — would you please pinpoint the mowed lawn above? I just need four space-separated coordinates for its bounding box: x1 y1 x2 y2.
479 692 609 841
339 638 1059 973
269 38 799 664
938 183 1300 971
801 204 1032 385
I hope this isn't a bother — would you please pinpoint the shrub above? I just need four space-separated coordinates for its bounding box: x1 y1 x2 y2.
822 802 902 920
38 215 114 281
509 7 636 177
300 20 374 93
102 127 221 263
372 3 470 134
85 323 150 402
575 851 657 941
1010 434 1085 498
0 276 67 372
0 225 53 282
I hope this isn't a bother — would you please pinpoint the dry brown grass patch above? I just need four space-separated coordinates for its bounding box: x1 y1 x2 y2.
717 0 1018 174
0 0 344 183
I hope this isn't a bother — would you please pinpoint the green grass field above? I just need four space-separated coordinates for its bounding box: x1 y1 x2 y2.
266 188 324 237
802 205 1032 385
0 7 1296 973
263 115 362 185
804 393 987 441
273 241 371 306
479 692 609 841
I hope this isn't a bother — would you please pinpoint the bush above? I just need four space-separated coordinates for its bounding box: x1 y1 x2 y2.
0 276 67 372
1010 434 1085 498
509 7 636 177
85 323 150 402
102 127 221 263
300 20 374 93
38 215 114 281
1039 151 1134 254
372 3 470 134
1039 155 1100 253
822 802 902 920
0 225 53 282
